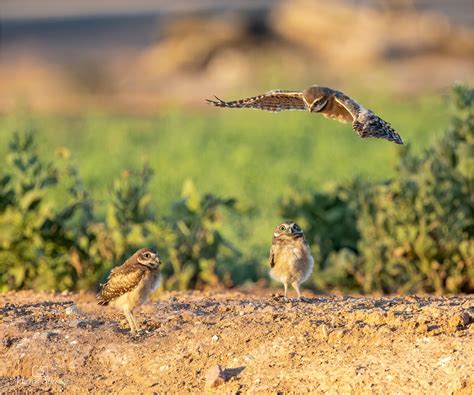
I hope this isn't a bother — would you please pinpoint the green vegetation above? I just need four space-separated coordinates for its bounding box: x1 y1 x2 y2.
1 87 471 293
0 140 237 291
281 84 473 293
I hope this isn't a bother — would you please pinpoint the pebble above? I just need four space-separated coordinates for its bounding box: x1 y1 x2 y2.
180 311 194 321
319 324 329 338
205 364 225 388
261 306 274 314
65 304 79 316
211 335 219 342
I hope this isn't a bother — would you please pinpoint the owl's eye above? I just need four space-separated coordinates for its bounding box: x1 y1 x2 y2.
143 253 151 259
279 225 286 232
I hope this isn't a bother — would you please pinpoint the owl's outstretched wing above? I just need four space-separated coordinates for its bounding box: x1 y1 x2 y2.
97 265 145 305
207 90 307 112
321 89 404 145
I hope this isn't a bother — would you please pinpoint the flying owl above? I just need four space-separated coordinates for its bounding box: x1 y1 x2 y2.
207 85 404 144
97 248 162 334
269 221 314 300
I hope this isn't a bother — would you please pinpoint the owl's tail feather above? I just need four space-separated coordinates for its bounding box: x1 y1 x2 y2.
97 292 110 306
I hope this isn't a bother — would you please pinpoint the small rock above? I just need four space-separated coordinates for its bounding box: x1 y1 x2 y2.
211 335 219 342
65 304 79 316
205 365 225 388
319 324 329 338
448 312 471 329
437 356 451 366
76 320 88 328
3 336 17 348
241 304 256 313
159 365 169 371
47 331 59 341
180 311 194 321
261 306 274 314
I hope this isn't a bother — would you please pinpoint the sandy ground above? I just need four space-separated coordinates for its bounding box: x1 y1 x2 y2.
1 289 473 393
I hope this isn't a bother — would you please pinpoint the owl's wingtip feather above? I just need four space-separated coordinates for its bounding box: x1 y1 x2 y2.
391 133 404 145
206 96 226 106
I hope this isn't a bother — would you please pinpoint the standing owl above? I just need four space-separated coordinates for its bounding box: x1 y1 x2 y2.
97 248 162 334
207 85 404 144
269 221 314 300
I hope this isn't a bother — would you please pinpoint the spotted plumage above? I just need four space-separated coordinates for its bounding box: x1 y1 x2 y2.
207 85 404 144
269 221 314 300
97 248 162 334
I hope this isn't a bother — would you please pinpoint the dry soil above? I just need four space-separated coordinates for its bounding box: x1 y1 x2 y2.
1 289 473 393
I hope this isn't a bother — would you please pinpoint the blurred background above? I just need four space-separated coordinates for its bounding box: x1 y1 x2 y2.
0 0 472 294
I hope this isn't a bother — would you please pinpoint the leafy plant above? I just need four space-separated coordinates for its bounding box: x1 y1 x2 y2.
357 83 473 293
0 132 93 291
164 180 239 290
0 137 240 292
280 84 474 294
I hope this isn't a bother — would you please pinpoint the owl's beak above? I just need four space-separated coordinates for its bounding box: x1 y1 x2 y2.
153 256 161 266
289 225 301 235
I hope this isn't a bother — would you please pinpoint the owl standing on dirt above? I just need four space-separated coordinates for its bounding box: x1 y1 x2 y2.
207 85 404 144
269 221 314 300
97 248 162 334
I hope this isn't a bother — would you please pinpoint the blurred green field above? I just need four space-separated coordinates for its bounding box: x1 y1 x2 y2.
0 93 447 269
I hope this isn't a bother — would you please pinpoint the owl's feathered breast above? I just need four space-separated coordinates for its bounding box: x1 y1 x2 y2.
270 236 308 266
269 236 313 283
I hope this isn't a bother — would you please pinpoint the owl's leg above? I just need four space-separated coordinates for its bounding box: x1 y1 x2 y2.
130 311 141 332
123 308 138 334
283 283 288 300
292 282 301 301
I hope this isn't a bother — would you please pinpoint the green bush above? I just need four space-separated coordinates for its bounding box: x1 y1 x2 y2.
0 132 93 291
1 84 472 294
0 137 239 291
164 180 239 290
280 84 473 294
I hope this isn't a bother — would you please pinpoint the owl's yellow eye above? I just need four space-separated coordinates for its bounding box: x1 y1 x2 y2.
143 253 151 259
279 225 286 232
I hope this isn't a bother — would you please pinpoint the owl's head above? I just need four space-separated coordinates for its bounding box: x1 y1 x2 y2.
135 248 161 269
273 221 304 241
303 85 328 112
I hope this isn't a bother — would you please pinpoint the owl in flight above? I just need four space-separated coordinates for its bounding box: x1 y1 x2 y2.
207 85 404 144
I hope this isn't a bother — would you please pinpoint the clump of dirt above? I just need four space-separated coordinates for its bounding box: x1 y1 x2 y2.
1 289 473 393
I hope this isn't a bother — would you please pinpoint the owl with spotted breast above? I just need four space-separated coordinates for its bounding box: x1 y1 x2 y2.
269 221 314 300
207 85 404 144
97 248 162 334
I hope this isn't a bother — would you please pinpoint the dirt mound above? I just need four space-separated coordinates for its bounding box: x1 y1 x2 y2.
1 290 473 393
